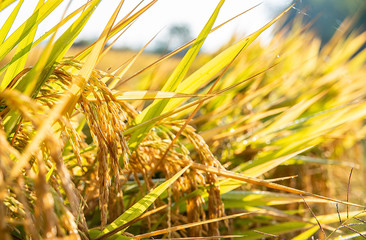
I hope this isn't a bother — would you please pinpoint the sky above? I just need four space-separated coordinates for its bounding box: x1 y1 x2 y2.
0 0 293 52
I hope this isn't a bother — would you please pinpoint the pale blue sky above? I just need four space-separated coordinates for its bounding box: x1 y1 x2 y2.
0 0 293 51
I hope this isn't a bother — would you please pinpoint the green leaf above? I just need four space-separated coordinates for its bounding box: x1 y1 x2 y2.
216 147 312 198
1 0 43 91
3 0 101 134
221 191 328 208
0 1 91 78
89 90 212 101
92 164 190 239
291 226 319 240
75 0 158 62
128 0 226 152
333 231 366 240
238 222 313 240
16 0 101 96
0 0 23 44
0 0 62 63
255 92 326 138
0 0 17 12
162 3 294 115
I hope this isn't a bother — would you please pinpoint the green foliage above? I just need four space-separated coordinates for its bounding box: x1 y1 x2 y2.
0 1 365 240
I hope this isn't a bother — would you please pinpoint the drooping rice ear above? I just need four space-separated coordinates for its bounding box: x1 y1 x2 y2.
182 124 225 236
45 135 89 237
34 156 58 238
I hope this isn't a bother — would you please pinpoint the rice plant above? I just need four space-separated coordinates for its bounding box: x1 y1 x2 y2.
0 1 365 239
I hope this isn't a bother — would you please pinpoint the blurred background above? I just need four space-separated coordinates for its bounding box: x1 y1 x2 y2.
280 0 366 44
0 0 365 52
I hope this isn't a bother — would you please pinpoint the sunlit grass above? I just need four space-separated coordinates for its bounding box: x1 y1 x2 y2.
0 1 365 240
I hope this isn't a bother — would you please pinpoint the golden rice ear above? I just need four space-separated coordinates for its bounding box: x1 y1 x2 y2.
34 155 58 238
45 131 89 237
0 88 90 237
1 0 366 238
180 123 225 236
78 70 131 227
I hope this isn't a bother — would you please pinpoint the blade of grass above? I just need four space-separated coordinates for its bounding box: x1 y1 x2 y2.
270 101 366 157
99 21 134 62
91 164 191 239
3 0 101 134
291 226 320 240
288 156 359 168
134 212 251 239
88 90 213 101
92 205 167 240
156 236 244 240
97 0 147 60
123 66 273 135
242 146 314 177
0 0 23 44
128 0 226 152
152 35 247 175
1 0 44 91
74 0 158 61
221 191 330 208
162 3 296 115
203 147 312 201
0 1 92 77
257 92 327 136
114 3 262 88
0 0 63 62
187 160 364 208
0 0 17 12
64 0 125 116
239 222 313 240
108 29 160 89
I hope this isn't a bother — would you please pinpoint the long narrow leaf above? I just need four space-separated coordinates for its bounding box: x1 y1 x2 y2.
162 3 295 114
128 0 226 152
5 0 102 171
75 0 158 61
91 164 191 239
0 1 91 77
1 0 43 91
0 0 23 44
0 0 62 62
188 161 364 208
0 0 17 12
3 0 101 134
135 212 250 239
63 0 124 116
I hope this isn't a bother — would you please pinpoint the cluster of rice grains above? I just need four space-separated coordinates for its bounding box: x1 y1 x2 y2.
135 121 226 237
2 14 365 239
77 61 227 237
0 58 226 239
0 61 89 239
78 67 130 229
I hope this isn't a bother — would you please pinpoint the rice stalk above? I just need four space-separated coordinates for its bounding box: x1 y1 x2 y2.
0 1 365 239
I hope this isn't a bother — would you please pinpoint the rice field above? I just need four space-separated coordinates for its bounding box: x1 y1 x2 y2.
0 1 366 239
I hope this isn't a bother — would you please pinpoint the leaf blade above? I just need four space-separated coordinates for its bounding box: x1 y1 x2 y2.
128 0 226 152
93 164 191 239
1 0 43 91
0 0 23 44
